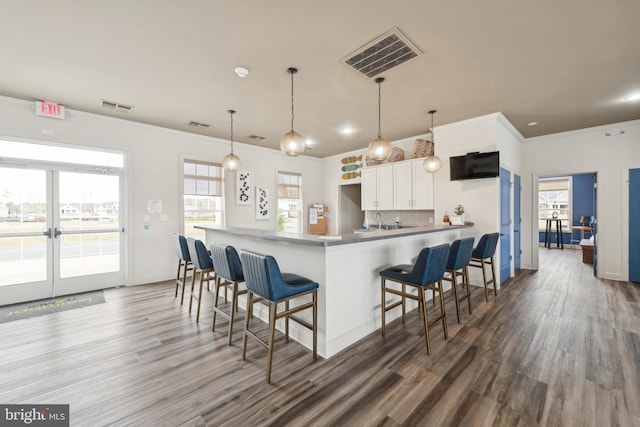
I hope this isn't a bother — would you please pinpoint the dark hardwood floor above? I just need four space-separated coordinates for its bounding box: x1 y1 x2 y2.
1 248 639 426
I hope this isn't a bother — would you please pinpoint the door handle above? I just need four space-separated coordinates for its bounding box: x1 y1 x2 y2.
54 228 62 238
43 228 52 238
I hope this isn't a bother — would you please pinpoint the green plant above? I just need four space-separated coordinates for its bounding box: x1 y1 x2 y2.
278 214 287 231
454 204 465 216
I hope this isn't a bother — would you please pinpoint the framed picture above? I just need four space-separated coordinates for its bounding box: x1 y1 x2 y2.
450 215 464 226
236 170 252 205
256 187 270 219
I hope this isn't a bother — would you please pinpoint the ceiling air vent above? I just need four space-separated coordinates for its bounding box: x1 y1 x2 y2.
100 99 134 113
248 134 265 140
343 28 421 78
186 121 210 128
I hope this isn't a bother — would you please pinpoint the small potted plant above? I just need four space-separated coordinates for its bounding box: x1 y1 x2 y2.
454 204 465 218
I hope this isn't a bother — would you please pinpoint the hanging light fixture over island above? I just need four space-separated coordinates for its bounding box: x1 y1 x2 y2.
222 109 241 172
423 109 442 173
280 67 306 156
367 77 392 161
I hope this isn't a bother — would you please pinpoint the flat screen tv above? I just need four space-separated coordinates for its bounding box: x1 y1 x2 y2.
449 151 500 181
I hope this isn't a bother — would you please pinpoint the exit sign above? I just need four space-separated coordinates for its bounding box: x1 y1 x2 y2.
35 101 65 119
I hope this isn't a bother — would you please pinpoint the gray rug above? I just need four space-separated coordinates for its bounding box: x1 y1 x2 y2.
0 290 105 323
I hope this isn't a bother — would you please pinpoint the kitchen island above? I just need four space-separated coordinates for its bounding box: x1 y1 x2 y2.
197 224 474 358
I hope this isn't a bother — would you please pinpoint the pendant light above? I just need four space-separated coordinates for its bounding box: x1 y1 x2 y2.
423 110 442 173
280 67 306 156
222 109 241 172
368 77 392 161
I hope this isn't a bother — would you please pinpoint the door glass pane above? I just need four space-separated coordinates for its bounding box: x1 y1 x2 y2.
58 172 120 278
59 232 120 278
0 167 48 286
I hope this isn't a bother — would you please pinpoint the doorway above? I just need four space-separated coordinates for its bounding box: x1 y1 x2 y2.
0 142 125 305
338 184 364 235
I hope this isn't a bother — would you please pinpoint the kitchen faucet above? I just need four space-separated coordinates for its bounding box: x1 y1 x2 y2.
374 212 383 229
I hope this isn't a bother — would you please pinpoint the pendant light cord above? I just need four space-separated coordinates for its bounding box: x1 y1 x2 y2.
377 81 382 138
290 70 295 131
229 109 235 154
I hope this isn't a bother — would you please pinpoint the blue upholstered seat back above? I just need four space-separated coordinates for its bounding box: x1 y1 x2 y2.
210 243 244 282
406 243 450 286
173 234 190 262
186 238 213 270
447 237 475 270
471 232 500 259
240 250 277 300
240 250 318 301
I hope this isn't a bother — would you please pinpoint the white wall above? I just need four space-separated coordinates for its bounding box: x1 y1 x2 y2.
523 119 640 281
0 96 323 286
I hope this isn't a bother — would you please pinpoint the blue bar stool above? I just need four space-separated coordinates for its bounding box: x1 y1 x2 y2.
172 234 192 305
186 238 215 323
468 232 500 301
239 249 318 384
210 243 247 345
380 243 450 355
442 237 475 323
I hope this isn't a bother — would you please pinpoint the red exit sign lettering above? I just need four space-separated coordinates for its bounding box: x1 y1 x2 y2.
35 101 65 119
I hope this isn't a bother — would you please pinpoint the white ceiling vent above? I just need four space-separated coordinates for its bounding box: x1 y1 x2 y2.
186 121 210 128
100 99 134 113
344 28 421 78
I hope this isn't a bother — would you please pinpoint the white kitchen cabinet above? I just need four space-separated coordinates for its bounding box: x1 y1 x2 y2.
361 165 393 210
393 159 434 210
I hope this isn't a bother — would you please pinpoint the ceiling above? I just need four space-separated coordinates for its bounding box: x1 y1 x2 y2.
1 1 639 158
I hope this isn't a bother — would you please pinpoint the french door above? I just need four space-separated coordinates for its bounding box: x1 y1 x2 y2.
0 166 124 305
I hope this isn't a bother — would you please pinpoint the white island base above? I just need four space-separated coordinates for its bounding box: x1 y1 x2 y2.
198 225 472 359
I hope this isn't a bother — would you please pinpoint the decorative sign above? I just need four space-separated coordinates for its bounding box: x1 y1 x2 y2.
236 170 252 205
256 187 270 219
35 101 65 119
340 154 363 181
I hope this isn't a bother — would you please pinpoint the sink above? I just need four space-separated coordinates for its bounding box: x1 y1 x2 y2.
378 225 416 230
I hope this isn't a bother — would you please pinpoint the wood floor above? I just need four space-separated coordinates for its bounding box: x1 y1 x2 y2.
1 249 639 426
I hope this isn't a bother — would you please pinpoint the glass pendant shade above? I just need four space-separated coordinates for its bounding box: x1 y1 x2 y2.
223 109 241 172
423 154 442 172
368 136 392 161
423 109 441 173
223 152 240 172
280 130 306 156
281 67 305 156
368 77 391 161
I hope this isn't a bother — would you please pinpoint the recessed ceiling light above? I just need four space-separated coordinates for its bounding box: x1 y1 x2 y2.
340 127 355 135
234 67 249 78
624 93 640 101
528 121 538 126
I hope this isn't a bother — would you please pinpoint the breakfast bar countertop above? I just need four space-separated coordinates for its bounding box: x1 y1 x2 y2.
195 223 471 247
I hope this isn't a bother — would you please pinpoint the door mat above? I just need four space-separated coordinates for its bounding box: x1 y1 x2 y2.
0 290 105 323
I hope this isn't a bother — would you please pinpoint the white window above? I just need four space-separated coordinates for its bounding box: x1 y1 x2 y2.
183 160 224 239
277 171 302 233
538 177 571 231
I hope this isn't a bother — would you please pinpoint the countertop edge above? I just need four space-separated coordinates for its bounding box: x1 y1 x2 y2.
196 224 472 247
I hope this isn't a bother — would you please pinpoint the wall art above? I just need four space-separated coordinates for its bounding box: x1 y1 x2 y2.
236 169 252 205
256 186 271 219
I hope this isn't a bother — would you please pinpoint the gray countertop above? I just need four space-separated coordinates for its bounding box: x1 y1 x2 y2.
196 224 471 247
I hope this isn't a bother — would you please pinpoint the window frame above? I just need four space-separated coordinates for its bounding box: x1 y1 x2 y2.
276 170 303 233
182 159 225 239
538 177 572 231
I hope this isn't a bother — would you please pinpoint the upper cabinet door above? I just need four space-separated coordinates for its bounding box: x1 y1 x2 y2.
412 159 434 210
376 165 394 210
394 161 413 210
361 167 378 211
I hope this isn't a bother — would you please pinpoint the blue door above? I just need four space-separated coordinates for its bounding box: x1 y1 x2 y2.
514 174 521 272
630 168 640 282
499 168 511 284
